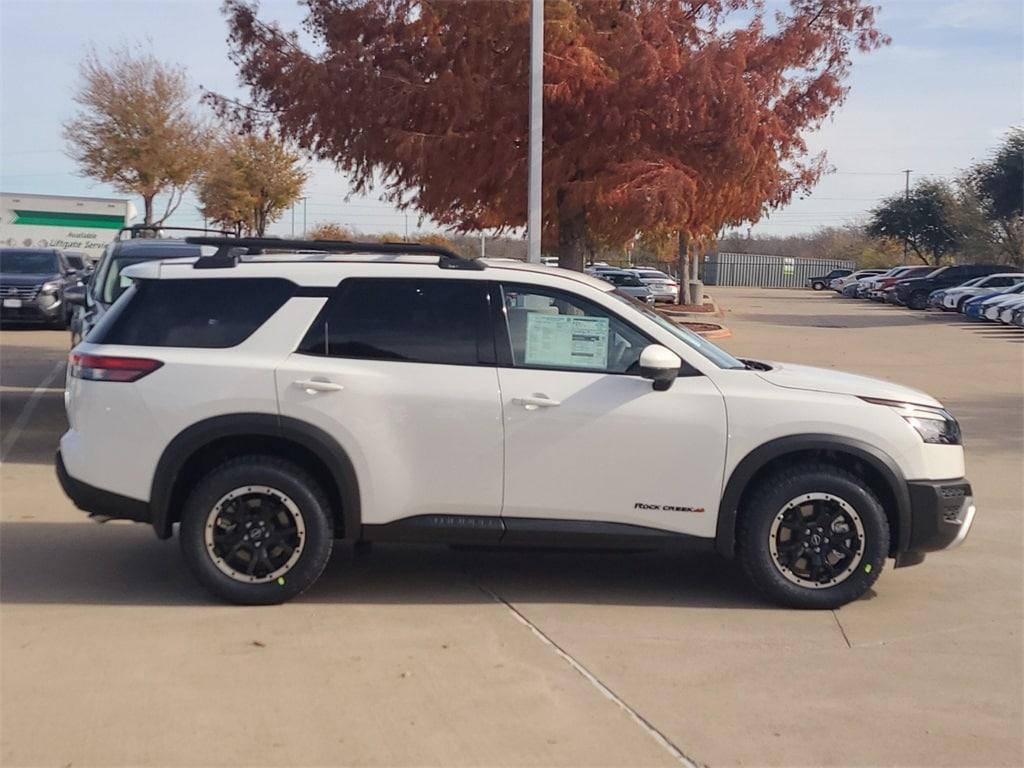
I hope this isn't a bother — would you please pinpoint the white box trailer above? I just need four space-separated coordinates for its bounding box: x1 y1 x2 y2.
0 192 136 262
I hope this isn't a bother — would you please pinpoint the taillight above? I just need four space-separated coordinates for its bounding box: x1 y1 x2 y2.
69 353 163 383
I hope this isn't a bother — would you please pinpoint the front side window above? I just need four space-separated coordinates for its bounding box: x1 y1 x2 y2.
500 284 651 374
299 278 492 366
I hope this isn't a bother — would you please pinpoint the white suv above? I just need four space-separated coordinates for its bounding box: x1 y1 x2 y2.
57 238 975 607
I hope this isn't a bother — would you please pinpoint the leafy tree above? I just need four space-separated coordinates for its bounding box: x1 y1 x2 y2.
197 133 308 236
307 222 357 241
63 46 208 225
866 180 962 265
215 0 886 273
965 129 1023 264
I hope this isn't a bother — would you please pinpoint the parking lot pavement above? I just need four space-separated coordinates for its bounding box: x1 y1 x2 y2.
1 290 1021 767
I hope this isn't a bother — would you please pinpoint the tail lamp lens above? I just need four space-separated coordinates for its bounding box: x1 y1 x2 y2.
69 353 163 383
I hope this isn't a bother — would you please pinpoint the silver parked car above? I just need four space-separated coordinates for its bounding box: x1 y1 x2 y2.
597 270 655 304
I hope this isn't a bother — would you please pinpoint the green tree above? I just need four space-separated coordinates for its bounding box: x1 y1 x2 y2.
866 180 962 265
63 46 209 225
965 129 1023 264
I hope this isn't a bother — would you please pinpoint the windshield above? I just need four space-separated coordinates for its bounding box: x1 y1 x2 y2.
609 291 746 369
0 250 59 275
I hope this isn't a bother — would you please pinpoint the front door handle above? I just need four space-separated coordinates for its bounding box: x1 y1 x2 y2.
513 394 561 410
295 378 344 394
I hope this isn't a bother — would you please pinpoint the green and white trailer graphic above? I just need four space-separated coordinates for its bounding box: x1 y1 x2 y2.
1 192 136 261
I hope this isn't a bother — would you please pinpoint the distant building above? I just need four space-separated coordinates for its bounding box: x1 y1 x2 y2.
0 192 136 261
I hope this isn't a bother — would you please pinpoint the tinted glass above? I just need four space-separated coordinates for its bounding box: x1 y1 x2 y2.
606 273 643 287
64 255 85 270
0 250 59 274
89 278 292 348
500 284 651 374
299 278 491 365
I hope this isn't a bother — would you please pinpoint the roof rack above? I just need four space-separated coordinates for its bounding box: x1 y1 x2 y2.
183 236 485 271
118 225 238 241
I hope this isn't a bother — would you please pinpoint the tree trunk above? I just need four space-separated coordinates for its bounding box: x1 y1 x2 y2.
676 231 690 304
143 195 154 226
557 203 586 272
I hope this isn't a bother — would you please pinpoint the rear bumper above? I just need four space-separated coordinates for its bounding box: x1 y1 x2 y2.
897 479 975 566
56 450 151 523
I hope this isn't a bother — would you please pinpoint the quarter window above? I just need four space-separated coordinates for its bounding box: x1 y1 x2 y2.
298 278 493 366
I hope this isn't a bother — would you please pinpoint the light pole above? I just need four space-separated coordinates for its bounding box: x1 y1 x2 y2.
901 169 911 265
526 0 543 263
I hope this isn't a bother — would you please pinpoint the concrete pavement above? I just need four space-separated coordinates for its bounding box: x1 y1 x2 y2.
1 289 1021 766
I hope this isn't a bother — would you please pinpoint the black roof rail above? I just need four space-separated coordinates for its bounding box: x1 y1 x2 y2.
118 224 238 241
183 236 484 271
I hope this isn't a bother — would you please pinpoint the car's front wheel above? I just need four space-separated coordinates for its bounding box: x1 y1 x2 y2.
811 281 825 291
180 456 334 605
906 291 929 310
736 464 889 609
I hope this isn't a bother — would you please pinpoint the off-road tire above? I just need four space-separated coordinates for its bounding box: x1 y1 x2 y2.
736 463 889 609
180 456 334 605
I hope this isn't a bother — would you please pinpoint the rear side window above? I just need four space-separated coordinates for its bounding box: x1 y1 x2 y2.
298 278 493 365
88 278 293 348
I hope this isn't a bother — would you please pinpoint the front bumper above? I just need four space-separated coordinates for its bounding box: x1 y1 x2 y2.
898 479 975 565
56 450 151 524
0 295 63 323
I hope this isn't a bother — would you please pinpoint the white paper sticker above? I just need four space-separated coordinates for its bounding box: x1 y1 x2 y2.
524 314 609 369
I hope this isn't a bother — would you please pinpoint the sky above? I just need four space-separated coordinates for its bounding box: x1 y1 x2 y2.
1 0 1021 240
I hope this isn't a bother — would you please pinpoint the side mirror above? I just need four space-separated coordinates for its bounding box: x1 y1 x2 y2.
640 344 681 391
65 285 87 307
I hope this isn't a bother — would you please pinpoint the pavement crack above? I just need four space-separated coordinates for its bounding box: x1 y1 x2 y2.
475 580 703 768
832 609 852 648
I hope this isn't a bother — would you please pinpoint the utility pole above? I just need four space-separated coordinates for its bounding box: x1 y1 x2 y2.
302 197 308 238
291 203 295 237
526 0 543 263
404 213 409 241
480 232 486 258
902 169 911 265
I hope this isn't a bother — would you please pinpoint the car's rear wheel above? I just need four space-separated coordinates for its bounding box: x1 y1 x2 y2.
180 456 334 605
736 464 889 609
906 291 929 310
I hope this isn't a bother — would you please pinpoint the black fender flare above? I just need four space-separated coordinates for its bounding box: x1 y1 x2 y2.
150 413 361 540
714 434 912 558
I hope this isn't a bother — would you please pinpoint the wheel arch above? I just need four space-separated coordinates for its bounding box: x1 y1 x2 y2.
715 435 911 559
150 414 361 541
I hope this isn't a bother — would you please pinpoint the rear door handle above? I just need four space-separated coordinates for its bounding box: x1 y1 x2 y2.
295 378 344 394
513 395 561 410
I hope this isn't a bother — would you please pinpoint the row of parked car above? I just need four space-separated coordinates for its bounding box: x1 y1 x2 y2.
584 264 680 303
809 264 1024 327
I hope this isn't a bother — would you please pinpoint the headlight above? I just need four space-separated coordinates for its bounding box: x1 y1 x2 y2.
40 280 61 294
861 397 962 445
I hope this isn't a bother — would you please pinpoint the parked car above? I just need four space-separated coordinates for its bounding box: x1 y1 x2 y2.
830 269 886 293
627 268 679 302
963 283 1024 320
894 264 1013 310
939 273 1024 311
867 266 937 302
68 237 205 345
597 269 656 304
1011 305 1024 328
807 268 852 291
995 295 1024 324
58 236 974 609
0 247 82 327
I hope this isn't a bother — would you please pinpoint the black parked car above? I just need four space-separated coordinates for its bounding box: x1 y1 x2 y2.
807 268 852 290
894 264 1019 310
0 248 83 328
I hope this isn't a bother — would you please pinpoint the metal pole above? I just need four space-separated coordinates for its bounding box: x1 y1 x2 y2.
526 0 543 263
302 197 308 238
902 169 911 265
291 204 295 237
480 232 486 258
404 213 409 241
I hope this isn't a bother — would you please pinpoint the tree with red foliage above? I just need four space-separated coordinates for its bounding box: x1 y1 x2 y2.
216 0 887 275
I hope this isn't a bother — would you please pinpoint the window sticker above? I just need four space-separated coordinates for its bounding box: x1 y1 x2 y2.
524 313 609 369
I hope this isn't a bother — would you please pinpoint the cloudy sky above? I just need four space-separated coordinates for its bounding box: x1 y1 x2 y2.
1 0 1021 239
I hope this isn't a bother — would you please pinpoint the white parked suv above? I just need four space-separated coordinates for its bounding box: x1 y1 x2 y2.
57 238 975 607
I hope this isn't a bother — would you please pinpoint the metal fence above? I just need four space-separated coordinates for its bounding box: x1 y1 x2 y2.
702 252 855 288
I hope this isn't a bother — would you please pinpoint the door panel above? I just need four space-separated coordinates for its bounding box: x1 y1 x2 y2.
276 355 504 525
499 368 727 537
